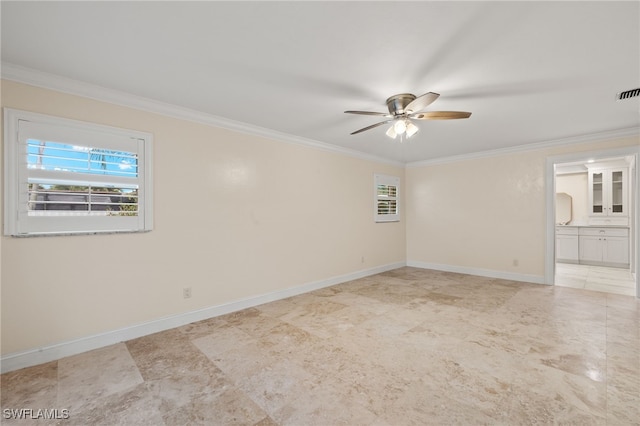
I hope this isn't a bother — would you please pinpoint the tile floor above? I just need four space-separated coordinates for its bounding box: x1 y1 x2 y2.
1 267 639 425
555 263 637 297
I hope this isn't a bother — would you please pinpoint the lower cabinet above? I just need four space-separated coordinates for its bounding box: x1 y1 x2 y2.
556 227 579 263
557 226 630 268
578 227 629 268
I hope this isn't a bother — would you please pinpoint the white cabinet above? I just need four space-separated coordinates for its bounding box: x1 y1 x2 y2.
578 227 629 268
587 165 629 226
556 226 579 263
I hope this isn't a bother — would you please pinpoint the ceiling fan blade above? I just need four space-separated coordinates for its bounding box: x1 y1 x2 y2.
344 110 392 117
350 120 393 135
411 111 472 120
404 92 440 113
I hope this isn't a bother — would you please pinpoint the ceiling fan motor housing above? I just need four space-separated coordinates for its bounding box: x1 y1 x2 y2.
386 94 416 116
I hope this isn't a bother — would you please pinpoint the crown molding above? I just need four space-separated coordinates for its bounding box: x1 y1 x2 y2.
406 127 640 168
3 63 637 170
1 62 404 168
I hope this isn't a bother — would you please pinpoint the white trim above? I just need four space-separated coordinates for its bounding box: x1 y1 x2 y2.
545 145 640 296
545 156 557 286
1 62 402 168
0 261 405 373
407 260 546 285
406 127 640 168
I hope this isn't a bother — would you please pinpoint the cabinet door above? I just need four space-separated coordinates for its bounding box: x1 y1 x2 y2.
556 235 579 262
607 168 627 217
579 235 602 262
588 170 605 215
603 236 629 265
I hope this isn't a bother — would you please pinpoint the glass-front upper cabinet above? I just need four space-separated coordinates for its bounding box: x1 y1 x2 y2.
590 171 603 214
587 164 629 225
610 170 625 213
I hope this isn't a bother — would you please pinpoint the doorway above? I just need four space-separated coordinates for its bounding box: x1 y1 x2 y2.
545 146 639 297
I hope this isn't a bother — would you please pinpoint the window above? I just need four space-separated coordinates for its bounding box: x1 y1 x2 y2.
374 174 400 222
4 109 153 236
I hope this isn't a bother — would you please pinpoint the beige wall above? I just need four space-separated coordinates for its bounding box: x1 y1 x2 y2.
406 137 639 279
1 80 406 355
556 172 589 225
1 78 637 358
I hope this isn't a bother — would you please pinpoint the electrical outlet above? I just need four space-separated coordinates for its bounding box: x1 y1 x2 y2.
183 287 192 299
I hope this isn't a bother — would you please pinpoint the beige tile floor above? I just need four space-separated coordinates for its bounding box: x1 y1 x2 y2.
555 263 637 297
2 267 639 425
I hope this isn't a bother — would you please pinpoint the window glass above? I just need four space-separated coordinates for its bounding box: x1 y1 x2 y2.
374 174 400 222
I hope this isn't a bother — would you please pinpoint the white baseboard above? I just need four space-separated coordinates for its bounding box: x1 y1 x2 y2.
1 262 405 374
407 260 547 285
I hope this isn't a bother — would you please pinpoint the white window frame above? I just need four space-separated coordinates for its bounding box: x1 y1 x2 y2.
4 108 153 236
374 174 400 223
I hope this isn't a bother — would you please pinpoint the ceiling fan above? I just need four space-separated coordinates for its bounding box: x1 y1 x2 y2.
345 92 471 139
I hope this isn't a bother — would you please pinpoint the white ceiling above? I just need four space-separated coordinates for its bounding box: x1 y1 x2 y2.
2 1 639 164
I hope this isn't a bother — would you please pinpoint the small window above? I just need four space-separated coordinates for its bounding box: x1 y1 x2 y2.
374 174 400 222
4 109 153 236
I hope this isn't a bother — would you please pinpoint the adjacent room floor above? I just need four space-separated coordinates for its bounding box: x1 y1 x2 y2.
2 267 639 425
555 263 637 297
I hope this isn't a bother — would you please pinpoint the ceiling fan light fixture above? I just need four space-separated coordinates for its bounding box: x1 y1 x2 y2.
393 119 407 134
385 118 418 140
406 121 419 138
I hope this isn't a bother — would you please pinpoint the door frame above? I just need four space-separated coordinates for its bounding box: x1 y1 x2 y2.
545 145 640 297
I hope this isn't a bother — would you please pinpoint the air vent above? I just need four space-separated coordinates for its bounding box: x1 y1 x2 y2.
616 88 640 100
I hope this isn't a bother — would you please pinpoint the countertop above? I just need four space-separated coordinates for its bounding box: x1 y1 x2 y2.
556 224 630 228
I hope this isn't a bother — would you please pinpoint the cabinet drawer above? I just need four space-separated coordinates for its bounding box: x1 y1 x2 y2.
556 226 578 235
579 227 628 237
